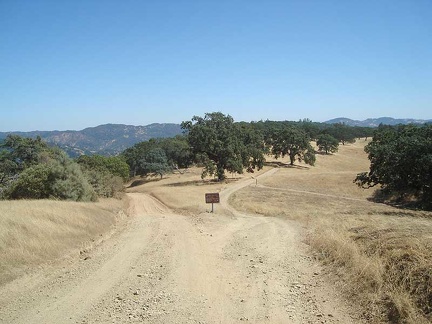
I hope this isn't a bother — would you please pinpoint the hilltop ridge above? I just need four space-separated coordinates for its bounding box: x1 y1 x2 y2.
2 117 431 157
0 123 183 157
325 117 431 127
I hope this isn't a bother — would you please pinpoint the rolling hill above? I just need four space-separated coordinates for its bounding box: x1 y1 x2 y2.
2 117 431 157
0 123 183 157
325 117 431 127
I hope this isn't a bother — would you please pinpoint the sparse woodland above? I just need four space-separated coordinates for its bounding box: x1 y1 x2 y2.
2 113 430 207
120 114 376 182
1 113 431 323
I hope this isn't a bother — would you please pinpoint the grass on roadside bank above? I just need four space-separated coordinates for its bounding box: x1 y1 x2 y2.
308 207 432 324
0 197 128 285
230 142 432 324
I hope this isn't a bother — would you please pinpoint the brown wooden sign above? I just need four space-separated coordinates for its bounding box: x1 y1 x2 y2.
205 193 220 204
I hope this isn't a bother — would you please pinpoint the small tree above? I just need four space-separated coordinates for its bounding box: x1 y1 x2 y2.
48 150 97 201
140 148 171 179
122 141 154 177
271 126 316 166
316 134 339 154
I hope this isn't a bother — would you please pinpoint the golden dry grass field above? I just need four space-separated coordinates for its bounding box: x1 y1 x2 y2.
126 164 272 215
230 141 432 323
0 197 127 285
1 141 431 323
126 141 432 322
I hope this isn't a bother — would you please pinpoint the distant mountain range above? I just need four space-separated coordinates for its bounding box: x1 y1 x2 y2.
324 117 431 127
1 117 430 157
0 123 183 157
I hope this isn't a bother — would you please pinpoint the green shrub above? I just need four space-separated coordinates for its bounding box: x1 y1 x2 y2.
7 164 53 199
6 149 96 201
76 155 128 197
83 169 124 198
50 158 97 201
76 155 130 181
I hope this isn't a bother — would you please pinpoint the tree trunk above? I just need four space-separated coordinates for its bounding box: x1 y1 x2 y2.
217 165 225 181
289 153 295 165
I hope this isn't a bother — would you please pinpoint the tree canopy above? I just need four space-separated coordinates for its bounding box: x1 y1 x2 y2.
355 124 432 208
0 135 127 200
269 126 316 166
76 155 130 181
122 136 192 177
139 147 171 178
181 112 265 180
325 123 357 145
316 134 339 154
0 135 48 186
76 155 129 197
156 136 193 169
0 136 96 201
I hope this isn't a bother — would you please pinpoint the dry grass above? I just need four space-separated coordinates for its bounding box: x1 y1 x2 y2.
8 141 429 322
126 166 271 214
0 197 127 285
0 165 270 286
230 141 432 323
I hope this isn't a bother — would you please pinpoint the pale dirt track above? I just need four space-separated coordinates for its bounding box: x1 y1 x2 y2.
0 170 359 324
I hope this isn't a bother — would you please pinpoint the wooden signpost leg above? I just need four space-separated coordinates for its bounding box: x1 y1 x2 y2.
205 193 219 214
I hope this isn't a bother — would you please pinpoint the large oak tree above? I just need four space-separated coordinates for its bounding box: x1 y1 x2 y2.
181 112 265 180
316 134 339 154
270 126 316 166
355 124 432 207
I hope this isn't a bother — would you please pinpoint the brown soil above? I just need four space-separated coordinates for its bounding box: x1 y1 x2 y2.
0 166 361 323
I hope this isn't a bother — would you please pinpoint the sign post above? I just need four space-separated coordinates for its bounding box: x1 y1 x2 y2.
205 193 220 213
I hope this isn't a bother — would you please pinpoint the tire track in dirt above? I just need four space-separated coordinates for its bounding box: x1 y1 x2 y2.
0 193 171 324
0 168 362 324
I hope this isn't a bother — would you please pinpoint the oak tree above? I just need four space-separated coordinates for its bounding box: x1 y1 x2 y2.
181 112 265 180
316 134 339 154
270 126 316 166
355 124 432 207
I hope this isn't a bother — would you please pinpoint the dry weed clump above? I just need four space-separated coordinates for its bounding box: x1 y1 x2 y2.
230 142 432 323
308 215 432 323
0 198 126 285
233 185 432 323
359 226 432 323
307 218 384 320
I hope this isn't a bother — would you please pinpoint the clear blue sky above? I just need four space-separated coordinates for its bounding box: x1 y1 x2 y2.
1 0 431 131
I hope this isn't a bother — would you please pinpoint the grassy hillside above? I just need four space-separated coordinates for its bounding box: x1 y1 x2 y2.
0 198 127 285
4 140 431 322
110 141 432 322
230 142 432 323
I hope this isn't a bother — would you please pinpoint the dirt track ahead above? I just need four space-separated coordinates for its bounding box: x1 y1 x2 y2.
0 170 358 323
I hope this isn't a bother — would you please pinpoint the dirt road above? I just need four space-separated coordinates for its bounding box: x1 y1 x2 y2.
0 170 358 323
